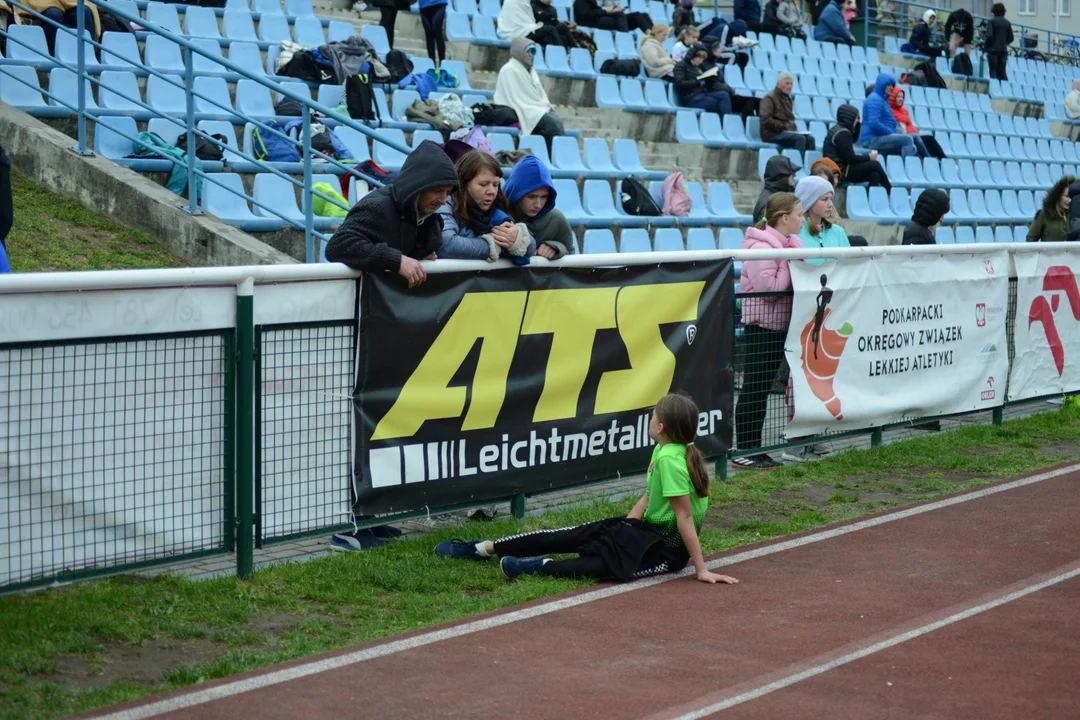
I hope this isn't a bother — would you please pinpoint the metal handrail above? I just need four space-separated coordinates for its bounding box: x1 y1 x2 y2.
1 0 416 261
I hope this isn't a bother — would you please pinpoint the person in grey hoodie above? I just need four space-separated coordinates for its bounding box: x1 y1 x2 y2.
753 154 799 224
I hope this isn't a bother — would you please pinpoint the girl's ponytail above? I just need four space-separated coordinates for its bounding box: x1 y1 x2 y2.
685 444 709 499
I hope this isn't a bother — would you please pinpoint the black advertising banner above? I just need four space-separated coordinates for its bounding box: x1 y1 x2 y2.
352 261 735 515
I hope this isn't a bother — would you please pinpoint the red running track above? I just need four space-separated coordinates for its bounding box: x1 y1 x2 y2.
86 463 1080 720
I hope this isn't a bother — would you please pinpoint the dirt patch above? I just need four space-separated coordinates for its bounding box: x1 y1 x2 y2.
45 638 223 691
705 504 789 533
1035 442 1080 459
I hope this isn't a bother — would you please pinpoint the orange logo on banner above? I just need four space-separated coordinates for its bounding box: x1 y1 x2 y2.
800 275 852 421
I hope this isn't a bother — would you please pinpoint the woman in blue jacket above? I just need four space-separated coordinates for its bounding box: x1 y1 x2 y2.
813 0 854 44
858 73 916 157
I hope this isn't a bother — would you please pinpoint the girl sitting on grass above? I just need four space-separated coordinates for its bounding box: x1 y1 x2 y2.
435 393 740 586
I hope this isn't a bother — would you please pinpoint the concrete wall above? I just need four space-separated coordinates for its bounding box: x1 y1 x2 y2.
0 105 297 267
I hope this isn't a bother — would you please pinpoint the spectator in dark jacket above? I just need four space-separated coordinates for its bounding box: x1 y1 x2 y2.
909 9 944 57
530 0 576 47
944 7 974 55
325 141 458 287
902 188 949 245
764 0 806 38
734 0 779 34
673 45 732 114
985 3 1012 81
753 154 799 224
759 73 814 154
814 0 854 44
1027 175 1075 242
573 0 651 33
824 103 891 190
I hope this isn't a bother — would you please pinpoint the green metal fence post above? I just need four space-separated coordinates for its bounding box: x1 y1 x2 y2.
993 407 1003 425
236 277 255 579
511 493 526 520
871 427 883 448
715 455 729 483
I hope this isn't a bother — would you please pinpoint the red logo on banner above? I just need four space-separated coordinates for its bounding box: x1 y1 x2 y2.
981 376 996 401
976 303 987 327
984 259 996 276
1028 266 1080 377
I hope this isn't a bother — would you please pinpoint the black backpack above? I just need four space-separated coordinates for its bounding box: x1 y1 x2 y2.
913 60 946 89
345 69 380 123
472 103 519 126
384 49 414 84
951 52 973 76
175 132 226 162
620 178 661 216
275 97 303 116
600 58 641 77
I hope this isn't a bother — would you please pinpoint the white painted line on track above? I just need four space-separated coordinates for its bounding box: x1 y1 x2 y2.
659 559 1080 720
90 462 1080 720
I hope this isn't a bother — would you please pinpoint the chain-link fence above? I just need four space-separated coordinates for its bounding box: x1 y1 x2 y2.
255 321 353 544
0 332 233 589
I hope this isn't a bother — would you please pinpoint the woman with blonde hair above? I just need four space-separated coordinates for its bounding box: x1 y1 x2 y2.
640 23 676 80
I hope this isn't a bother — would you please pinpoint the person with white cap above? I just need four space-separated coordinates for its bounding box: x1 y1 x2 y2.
909 8 944 57
794 175 850 267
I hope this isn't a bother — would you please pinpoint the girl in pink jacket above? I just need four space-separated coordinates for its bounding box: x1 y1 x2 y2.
733 192 804 471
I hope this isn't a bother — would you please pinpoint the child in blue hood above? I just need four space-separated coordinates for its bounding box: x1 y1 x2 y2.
504 155 576 259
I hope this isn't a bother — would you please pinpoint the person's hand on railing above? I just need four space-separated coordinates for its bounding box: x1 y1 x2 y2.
536 244 558 260
399 255 428 288
490 222 519 249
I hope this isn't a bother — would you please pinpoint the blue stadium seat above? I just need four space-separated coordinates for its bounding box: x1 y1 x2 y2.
845 185 874 221
707 182 752 225
6 24 54 67
552 136 604 178
360 25 391 56
193 76 234 118
885 155 909 187
595 75 625 109
517 134 554 169
553 178 588 226
613 139 665 179
867 186 897 224
1001 190 1025 222
223 9 257 41
141 35 184 76
723 114 754 149
957 159 982 188
946 189 977 224
676 111 704 144
390 88 430 131
968 190 994 223
935 226 955 243
922 157 944 186
328 20 355 42
1020 162 1040 189
440 60 473 90
95 116 168 171
583 229 617 254
585 179 647 227
994 226 1013 244
1014 225 1028 243
185 6 222 39
100 31 141 73
614 31 637 58
654 228 685 252
1035 163 1053 189
954 226 975 244
757 148 778 179
543 45 571 78
145 3 183 34
453 0 479 17
316 82 343 108
285 0 315 16
686 228 716 251
334 126 373 164
581 137 621 177
99 70 152 118
678 182 710 227
890 187 910 219
445 10 474 41
940 158 961 187
252 0 285 14
197 119 245 166
190 38 231 78
228 41 266 78
259 13 291 43
1006 162 1028 190
644 79 675 113
619 78 648 112
372 128 409 171
479 0 501 16
974 226 995 244
46 67 96 113
293 16 326 46
699 112 727 148
203 173 285 231
569 47 596 79
619 228 652 253
235 79 275 119
252 173 325 228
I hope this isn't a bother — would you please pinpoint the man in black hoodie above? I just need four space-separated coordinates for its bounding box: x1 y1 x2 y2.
943 7 973 56
823 103 891 191
902 188 949 244
984 3 1012 81
325 141 458 287
753 155 799 223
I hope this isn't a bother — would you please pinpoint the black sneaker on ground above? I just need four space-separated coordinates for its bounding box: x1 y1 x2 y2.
500 556 549 579
730 454 782 470
434 538 488 560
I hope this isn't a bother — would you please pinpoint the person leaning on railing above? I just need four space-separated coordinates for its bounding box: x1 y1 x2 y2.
324 140 458 288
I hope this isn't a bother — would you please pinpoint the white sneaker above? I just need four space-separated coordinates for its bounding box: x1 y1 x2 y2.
807 443 831 456
781 446 818 463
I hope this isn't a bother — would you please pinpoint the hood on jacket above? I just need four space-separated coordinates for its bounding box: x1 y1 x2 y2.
388 140 460 213
921 9 936 24
510 36 538 67
502 155 557 218
763 155 799 193
836 103 859 131
742 225 801 250
873 72 896 98
888 86 905 107
911 188 949 226
699 34 721 54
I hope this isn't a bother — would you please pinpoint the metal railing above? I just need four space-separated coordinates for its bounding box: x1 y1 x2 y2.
0 0 412 262
2 244 1078 591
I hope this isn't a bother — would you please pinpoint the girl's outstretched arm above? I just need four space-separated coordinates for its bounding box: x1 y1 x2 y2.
627 493 648 520
668 495 739 585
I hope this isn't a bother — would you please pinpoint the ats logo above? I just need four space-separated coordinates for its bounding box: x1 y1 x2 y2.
1028 266 1080 376
981 376 996 401
800 274 852 420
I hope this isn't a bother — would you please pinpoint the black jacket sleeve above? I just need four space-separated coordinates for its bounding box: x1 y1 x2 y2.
324 200 403 272
834 129 868 166
573 0 603 26
672 62 701 95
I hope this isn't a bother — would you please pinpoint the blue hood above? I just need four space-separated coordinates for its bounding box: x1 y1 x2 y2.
502 155 557 219
873 72 896 97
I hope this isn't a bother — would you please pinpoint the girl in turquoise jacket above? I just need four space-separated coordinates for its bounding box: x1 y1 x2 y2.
795 176 849 266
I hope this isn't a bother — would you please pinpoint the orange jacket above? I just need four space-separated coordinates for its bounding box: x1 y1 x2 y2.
888 86 917 134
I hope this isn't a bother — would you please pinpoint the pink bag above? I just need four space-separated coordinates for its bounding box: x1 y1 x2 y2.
661 167 691 217
463 125 494 157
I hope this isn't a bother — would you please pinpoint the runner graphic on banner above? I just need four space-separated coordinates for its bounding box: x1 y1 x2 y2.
353 262 735 515
1009 251 1080 401
785 253 1010 437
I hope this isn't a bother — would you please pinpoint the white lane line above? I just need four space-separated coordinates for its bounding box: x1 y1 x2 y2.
660 560 1080 720
90 462 1080 720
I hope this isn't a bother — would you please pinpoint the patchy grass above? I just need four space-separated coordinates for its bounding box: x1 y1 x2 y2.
1 405 1079 719
5 170 186 272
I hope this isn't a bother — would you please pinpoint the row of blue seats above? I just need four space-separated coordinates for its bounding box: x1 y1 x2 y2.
553 179 748 229
0 12 371 62
937 226 1029 244
105 0 323 20
846 186 1046 226
678 111 821 151
906 106 1053 140
580 227 745 255
202 171 343 231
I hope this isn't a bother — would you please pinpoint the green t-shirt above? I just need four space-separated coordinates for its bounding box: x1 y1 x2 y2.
642 443 709 547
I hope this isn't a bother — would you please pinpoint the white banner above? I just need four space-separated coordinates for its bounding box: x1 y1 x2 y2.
1009 252 1080 401
785 253 1010 437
